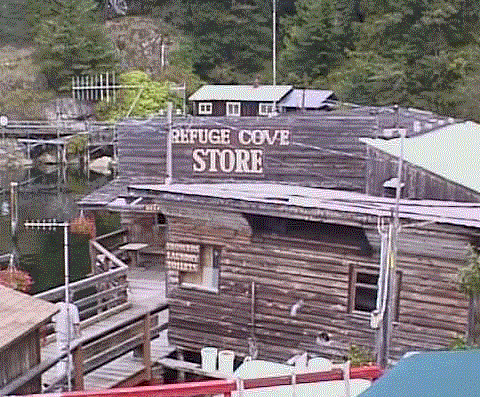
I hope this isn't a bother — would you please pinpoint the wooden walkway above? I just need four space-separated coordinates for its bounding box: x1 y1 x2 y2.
41 267 175 391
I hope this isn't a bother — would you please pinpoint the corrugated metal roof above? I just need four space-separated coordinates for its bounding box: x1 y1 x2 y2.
126 182 480 229
277 89 336 109
188 85 293 102
0 285 58 351
358 350 480 397
362 121 480 193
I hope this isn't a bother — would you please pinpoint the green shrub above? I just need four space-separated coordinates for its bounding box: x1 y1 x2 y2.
347 344 374 367
95 70 182 121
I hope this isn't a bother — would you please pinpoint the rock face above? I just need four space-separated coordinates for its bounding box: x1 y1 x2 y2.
0 139 30 168
106 16 176 73
45 98 94 122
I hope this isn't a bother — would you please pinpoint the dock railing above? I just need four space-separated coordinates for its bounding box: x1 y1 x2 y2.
17 365 384 397
35 229 131 341
0 229 170 395
0 302 169 395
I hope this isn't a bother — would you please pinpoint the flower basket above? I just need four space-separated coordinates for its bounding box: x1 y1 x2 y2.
70 215 96 239
0 269 33 293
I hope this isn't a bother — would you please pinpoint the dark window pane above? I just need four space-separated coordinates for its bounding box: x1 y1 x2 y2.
357 272 378 285
354 286 377 312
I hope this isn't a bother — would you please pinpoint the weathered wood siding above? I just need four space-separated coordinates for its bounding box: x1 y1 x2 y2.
118 116 375 192
165 205 472 362
0 330 41 395
366 146 480 202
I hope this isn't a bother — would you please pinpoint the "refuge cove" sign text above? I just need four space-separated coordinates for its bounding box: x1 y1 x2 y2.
172 127 291 174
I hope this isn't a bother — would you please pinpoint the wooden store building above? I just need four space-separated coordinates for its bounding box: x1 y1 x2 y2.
79 110 480 365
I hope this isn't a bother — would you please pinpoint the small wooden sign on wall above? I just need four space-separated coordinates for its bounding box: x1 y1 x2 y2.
166 242 201 272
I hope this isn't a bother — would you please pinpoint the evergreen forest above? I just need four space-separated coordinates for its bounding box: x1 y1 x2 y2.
1 0 480 121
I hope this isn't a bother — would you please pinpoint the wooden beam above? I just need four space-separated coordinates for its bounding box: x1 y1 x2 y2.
73 345 85 391
143 313 152 380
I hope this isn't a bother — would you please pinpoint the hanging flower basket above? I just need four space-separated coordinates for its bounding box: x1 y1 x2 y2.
70 214 96 239
0 269 33 293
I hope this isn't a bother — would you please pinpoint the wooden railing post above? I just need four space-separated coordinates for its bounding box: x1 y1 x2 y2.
143 313 152 380
89 240 97 275
72 344 84 391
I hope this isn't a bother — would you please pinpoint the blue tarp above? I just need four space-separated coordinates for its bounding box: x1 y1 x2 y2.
358 350 480 397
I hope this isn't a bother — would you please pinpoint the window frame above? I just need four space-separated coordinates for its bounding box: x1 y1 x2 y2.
198 102 213 115
179 244 221 293
259 102 275 116
348 265 401 321
226 101 241 116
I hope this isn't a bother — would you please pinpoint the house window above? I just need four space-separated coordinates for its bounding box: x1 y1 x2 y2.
179 245 220 292
348 266 401 319
259 103 275 116
198 102 212 115
226 102 241 116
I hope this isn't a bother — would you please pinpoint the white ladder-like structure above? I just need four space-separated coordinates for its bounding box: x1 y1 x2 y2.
106 0 128 16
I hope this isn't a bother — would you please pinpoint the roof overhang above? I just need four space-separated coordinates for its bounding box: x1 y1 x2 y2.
113 182 480 229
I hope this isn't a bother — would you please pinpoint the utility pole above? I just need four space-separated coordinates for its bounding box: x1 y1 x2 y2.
374 105 405 368
24 219 72 391
165 102 173 185
272 0 276 87
272 0 277 114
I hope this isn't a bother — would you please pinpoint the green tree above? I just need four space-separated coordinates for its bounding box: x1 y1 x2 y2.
95 71 181 120
0 0 31 44
180 0 272 83
33 0 117 90
279 0 352 85
327 49 406 105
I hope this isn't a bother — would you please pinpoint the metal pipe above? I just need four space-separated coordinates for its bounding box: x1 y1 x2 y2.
64 223 72 391
165 102 173 184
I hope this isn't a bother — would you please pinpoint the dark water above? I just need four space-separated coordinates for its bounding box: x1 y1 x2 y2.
0 166 119 293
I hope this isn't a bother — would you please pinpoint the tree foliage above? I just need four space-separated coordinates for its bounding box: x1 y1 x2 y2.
0 0 31 44
32 0 117 91
298 0 480 121
95 70 182 121
280 0 352 85
459 245 480 296
3 0 480 121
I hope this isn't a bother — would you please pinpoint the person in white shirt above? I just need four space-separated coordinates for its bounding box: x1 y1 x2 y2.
53 299 81 377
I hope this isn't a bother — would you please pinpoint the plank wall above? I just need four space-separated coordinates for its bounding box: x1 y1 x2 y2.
366 146 480 202
165 205 473 363
0 329 41 394
117 116 375 191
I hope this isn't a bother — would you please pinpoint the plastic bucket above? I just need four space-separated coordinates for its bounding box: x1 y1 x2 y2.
308 357 333 372
201 347 218 372
218 350 235 375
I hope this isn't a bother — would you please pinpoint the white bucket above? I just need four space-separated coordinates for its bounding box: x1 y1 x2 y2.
218 350 235 375
201 347 218 372
308 357 333 372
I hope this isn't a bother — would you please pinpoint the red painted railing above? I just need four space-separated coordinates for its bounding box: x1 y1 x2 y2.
23 366 383 397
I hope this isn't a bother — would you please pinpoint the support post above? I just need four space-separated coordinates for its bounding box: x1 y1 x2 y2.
143 313 152 381
72 345 84 391
467 294 479 344
165 102 173 184
177 348 185 382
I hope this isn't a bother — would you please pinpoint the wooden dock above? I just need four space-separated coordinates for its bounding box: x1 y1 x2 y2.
40 267 175 391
